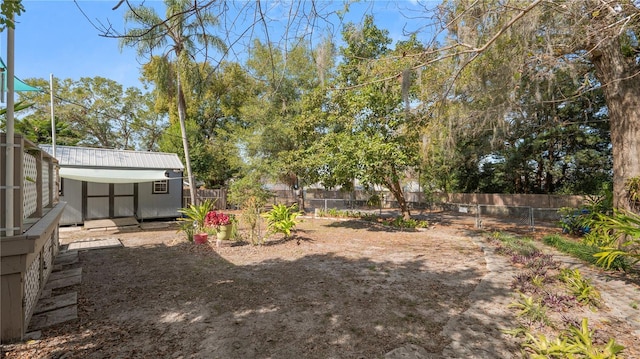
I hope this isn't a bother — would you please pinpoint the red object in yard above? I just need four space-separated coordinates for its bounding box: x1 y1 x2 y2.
193 233 208 244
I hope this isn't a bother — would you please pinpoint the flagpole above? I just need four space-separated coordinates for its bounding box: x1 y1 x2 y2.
50 73 55 157
5 16 16 237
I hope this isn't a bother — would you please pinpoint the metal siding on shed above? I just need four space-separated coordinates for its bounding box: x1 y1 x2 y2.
138 172 182 219
40 145 184 170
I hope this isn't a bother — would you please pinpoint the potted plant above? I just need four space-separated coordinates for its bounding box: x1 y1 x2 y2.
177 199 215 244
205 210 233 243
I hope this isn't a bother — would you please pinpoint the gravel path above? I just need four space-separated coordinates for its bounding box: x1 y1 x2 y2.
439 233 520 358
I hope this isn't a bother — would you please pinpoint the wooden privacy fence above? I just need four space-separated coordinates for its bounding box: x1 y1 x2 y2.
182 188 227 210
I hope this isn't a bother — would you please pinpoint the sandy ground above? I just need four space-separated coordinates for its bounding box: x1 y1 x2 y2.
2 212 639 358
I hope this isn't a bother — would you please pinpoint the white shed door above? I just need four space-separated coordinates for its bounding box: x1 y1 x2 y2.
86 182 110 219
114 183 135 217
85 182 136 220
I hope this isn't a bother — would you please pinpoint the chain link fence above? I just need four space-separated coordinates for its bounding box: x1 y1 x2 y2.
300 197 561 232
237 189 579 232
441 203 560 232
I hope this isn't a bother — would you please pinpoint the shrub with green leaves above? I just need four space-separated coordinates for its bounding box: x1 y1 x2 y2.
590 210 640 270
543 234 629 272
519 318 624 359
558 269 601 307
491 232 539 257
316 210 428 229
327 208 341 217
388 216 429 229
521 332 573 358
227 173 272 209
508 293 549 325
557 185 613 236
559 207 593 236
366 194 381 207
241 196 263 245
262 204 301 239
566 318 625 358
316 208 362 218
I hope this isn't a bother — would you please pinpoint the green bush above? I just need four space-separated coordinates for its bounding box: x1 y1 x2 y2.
520 318 624 358
491 232 539 256
558 269 601 307
388 216 429 229
590 210 640 270
241 196 263 245
228 174 272 209
366 194 381 207
262 204 301 239
508 293 549 325
567 318 624 358
558 185 613 236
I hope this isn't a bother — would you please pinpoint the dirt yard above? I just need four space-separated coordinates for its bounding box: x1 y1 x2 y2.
2 212 639 358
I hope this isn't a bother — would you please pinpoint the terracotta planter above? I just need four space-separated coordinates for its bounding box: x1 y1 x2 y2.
193 233 208 244
216 224 232 241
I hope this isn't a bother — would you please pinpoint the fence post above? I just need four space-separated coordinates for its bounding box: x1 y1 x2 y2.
530 207 535 232
475 204 482 228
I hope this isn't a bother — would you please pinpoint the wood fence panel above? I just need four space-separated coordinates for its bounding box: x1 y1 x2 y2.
183 188 227 210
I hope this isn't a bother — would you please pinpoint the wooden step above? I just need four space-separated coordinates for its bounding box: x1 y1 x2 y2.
34 292 77 315
54 251 79 266
29 305 78 331
43 273 81 291
48 267 82 282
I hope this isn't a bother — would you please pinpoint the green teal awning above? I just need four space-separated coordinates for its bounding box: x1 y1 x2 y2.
1 57 43 92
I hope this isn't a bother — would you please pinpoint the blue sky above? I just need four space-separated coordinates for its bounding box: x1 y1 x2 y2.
3 1 439 91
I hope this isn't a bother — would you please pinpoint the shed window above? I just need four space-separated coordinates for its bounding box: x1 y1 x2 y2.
153 180 169 194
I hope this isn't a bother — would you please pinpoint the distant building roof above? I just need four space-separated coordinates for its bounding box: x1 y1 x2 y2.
40 145 184 170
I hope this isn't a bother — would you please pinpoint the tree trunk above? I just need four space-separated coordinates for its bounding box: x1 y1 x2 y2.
546 146 555 193
535 159 544 192
591 39 640 212
385 167 411 220
177 73 197 206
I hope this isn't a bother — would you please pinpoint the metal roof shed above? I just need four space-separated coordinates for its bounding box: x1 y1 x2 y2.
40 145 185 226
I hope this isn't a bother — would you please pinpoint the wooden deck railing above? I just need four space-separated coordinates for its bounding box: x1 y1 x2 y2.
1 133 65 343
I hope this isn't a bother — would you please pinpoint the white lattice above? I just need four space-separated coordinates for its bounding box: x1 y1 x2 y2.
43 236 54 282
53 228 60 256
42 162 50 208
23 152 38 219
23 253 41 325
